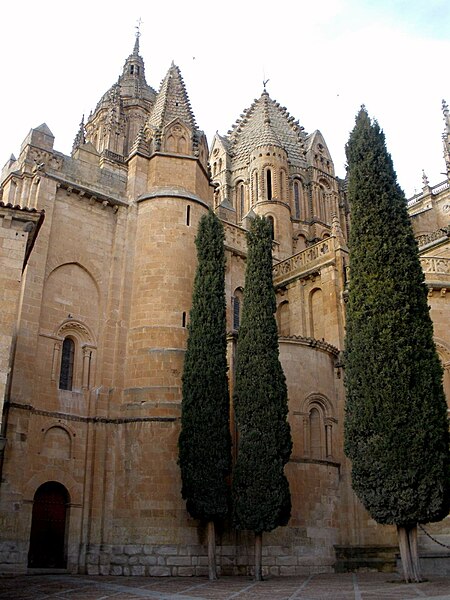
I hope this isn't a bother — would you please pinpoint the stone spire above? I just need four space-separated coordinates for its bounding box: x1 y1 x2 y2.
147 63 198 133
72 115 86 155
442 99 450 178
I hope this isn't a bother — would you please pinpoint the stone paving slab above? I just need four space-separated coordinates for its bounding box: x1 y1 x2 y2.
0 574 449 600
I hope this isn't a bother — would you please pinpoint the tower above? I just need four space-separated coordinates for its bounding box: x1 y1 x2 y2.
123 62 213 409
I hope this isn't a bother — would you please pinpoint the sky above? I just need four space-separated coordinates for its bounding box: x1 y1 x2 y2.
1 0 449 197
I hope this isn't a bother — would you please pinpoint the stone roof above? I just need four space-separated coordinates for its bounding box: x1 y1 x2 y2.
225 91 307 167
147 63 198 134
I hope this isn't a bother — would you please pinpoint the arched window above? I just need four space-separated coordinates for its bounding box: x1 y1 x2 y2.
59 338 75 391
294 181 300 219
267 215 275 240
300 394 336 460
266 169 273 200
233 288 244 330
277 301 290 336
309 407 322 459
254 171 259 204
310 288 324 340
236 182 245 220
279 170 284 201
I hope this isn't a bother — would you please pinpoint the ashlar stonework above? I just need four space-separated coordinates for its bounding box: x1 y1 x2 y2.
0 36 448 576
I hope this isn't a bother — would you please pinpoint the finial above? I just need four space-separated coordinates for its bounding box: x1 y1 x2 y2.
422 169 429 187
263 78 270 92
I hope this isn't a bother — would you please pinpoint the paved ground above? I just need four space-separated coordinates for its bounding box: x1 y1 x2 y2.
0 573 449 600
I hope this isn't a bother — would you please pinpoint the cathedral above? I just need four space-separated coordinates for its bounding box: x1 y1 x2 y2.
0 34 448 576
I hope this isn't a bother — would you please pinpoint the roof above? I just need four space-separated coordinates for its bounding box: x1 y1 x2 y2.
147 63 198 133
225 91 307 167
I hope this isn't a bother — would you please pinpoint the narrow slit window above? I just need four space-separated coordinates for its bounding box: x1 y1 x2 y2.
182 312 187 327
240 184 245 218
186 205 191 226
294 181 300 218
268 216 275 240
266 169 272 200
233 297 240 330
59 338 75 391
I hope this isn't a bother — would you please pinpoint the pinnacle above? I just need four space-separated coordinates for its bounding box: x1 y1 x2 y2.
147 62 198 133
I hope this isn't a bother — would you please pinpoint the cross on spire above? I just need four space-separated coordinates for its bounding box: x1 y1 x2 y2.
135 17 143 39
133 18 143 54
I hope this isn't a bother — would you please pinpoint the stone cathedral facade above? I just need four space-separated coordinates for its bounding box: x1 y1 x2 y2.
0 36 448 576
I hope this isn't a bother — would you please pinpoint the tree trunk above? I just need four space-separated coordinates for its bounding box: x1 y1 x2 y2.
254 532 263 581
207 520 218 580
397 524 422 583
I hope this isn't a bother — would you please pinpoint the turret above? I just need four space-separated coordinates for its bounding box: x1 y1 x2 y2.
123 62 213 411
211 90 309 258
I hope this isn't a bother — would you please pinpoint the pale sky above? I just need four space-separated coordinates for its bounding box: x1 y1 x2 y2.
1 0 449 197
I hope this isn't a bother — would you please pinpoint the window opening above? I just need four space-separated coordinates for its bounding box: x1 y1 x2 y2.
233 297 240 330
266 169 272 200
59 337 75 390
267 216 275 240
240 183 245 218
294 181 300 218
186 205 191 226
310 407 322 458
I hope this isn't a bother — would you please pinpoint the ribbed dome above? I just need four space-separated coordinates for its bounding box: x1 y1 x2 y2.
226 91 307 167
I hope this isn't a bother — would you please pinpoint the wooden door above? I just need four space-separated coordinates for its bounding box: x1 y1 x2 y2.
28 482 68 568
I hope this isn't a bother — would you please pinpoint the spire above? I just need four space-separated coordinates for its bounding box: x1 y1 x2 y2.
134 17 142 55
121 33 146 82
442 99 450 179
72 115 86 154
148 63 198 133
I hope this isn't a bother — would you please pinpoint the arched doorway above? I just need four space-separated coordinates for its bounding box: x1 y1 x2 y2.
28 481 69 568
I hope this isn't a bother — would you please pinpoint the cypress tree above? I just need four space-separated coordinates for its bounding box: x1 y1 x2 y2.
178 210 231 580
344 107 450 582
232 215 292 581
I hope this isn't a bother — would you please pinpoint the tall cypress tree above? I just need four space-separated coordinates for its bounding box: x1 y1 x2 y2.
344 107 450 583
178 210 231 580
232 215 292 581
